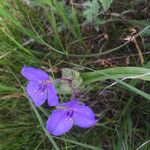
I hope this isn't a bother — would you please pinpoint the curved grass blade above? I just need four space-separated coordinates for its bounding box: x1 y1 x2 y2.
8 67 60 150
53 136 101 150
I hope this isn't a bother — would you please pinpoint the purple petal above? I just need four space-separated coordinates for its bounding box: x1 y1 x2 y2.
73 104 97 128
26 81 47 106
47 84 58 106
46 109 73 136
62 100 78 107
21 66 49 81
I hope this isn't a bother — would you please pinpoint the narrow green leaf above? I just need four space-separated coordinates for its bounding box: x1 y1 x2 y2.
83 67 150 83
82 67 150 100
0 84 18 93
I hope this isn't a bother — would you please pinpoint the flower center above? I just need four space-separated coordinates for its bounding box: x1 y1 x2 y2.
56 105 74 120
67 109 73 118
64 109 73 121
38 80 49 93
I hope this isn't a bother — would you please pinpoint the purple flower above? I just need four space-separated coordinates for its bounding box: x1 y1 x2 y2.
46 100 97 136
21 66 58 107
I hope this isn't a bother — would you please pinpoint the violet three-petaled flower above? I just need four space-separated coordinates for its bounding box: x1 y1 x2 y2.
46 100 97 136
21 66 58 106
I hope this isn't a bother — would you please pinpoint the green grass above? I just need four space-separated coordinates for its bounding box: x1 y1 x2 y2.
0 0 150 149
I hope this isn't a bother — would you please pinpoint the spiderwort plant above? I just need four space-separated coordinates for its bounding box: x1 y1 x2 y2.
21 66 58 106
46 100 97 136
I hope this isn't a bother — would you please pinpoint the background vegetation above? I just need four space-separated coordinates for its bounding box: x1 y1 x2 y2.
0 0 150 149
